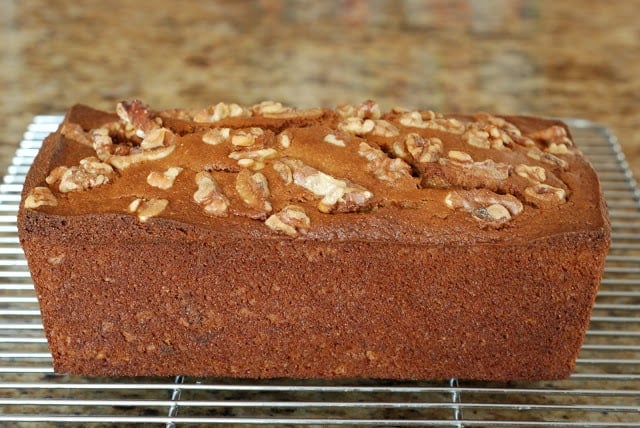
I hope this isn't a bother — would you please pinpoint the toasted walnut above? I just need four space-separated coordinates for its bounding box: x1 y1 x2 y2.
193 102 251 122
358 142 412 183
445 188 523 225
393 133 443 163
324 133 346 147
338 117 375 135
60 122 93 147
272 160 293 184
398 111 465 134
336 104 356 119
46 157 114 193
370 120 400 138
523 183 567 208
109 145 176 171
202 128 231 146
547 142 570 155
236 170 272 214
265 205 310 236
279 158 373 213
447 150 473 163
527 125 572 147
464 113 533 150
228 148 278 163
116 100 160 138
140 127 175 150
147 167 183 190
527 147 568 170
231 128 264 147
128 198 169 223
515 164 546 183
436 155 511 192
335 100 381 120
193 171 230 216
24 186 58 209
278 132 291 149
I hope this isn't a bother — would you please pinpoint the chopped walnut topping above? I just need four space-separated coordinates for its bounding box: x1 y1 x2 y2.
147 167 183 190
193 102 251 122
370 120 400 138
278 132 291 149
109 145 176 171
523 183 567 208
547 142 570 155
128 198 169 223
265 205 310 236
228 147 278 171
358 142 412 183
46 157 114 193
338 117 375 136
202 128 231 146
435 154 512 192
279 158 373 213
24 186 58 209
116 100 160 138
272 160 293 184
231 128 264 147
515 164 546 183
335 100 381 120
398 111 465 134
60 122 93 147
447 150 473 163
445 188 523 225
324 133 346 147
235 169 272 214
140 127 175 150
393 133 443 164
527 147 569 170
193 171 230 217
464 113 533 150
527 125 573 147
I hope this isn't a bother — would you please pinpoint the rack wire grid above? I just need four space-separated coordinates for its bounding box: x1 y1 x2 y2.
0 116 638 427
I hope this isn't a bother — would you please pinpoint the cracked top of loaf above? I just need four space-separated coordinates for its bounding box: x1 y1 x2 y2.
20 100 609 244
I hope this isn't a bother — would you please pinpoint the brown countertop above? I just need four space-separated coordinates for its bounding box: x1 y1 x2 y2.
1 0 639 178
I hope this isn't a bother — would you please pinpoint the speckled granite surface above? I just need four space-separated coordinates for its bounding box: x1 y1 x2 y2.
1 0 639 177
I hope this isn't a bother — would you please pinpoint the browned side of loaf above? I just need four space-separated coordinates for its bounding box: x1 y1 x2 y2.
20 210 607 380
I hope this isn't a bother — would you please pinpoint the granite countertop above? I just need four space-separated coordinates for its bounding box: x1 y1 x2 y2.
1 0 639 177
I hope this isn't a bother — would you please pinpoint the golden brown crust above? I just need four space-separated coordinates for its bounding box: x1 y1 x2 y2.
17 100 611 380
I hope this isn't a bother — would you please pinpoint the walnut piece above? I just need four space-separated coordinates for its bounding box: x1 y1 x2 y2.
523 183 567 208
398 134 443 163
272 160 293 184
324 133 346 147
235 169 272 214
265 205 310 236
527 147 569 170
139 127 175 150
358 142 412 183
398 111 465 134
116 100 161 138
278 132 291 148
279 158 373 213
515 164 546 184
463 113 527 150
128 198 169 222
193 171 230 216
24 186 58 209
338 117 375 136
370 120 400 138
436 153 511 191
46 156 114 193
445 188 523 225
231 128 264 147
147 167 183 190
193 102 251 122
60 122 93 147
202 128 230 146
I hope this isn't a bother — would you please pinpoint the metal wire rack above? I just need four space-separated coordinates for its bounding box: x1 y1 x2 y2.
0 116 638 426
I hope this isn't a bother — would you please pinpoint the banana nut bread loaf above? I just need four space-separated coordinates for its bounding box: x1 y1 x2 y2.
18 100 610 380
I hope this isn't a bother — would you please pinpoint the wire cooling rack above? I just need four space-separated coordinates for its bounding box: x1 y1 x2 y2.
0 117 638 427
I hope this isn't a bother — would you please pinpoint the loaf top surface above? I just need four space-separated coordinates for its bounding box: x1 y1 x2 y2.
19 100 610 245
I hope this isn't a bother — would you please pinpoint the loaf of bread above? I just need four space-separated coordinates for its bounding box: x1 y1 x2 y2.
18 100 610 380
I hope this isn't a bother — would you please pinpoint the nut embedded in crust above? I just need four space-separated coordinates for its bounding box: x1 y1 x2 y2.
24 186 58 209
